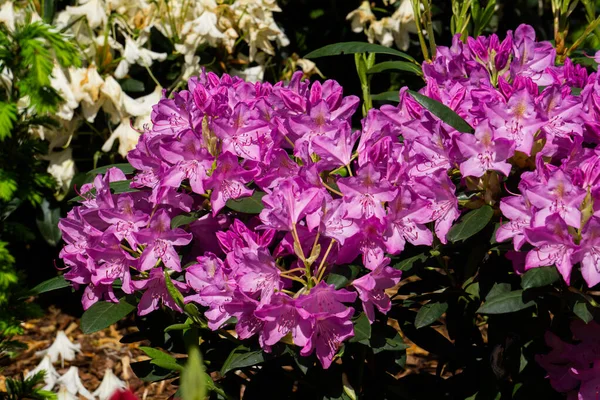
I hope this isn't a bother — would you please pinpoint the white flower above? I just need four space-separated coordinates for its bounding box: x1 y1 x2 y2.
63 0 108 29
56 385 79 400
367 17 400 48
26 356 60 391
100 76 125 123
43 149 77 194
35 331 81 366
51 65 79 121
122 85 162 117
346 1 375 33
295 58 325 79
231 65 265 83
392 0 417 50
114 35 167 79
102 117 141 157
56 367 95 400
93 368 127 400
69 65 105 122
0 1 16 32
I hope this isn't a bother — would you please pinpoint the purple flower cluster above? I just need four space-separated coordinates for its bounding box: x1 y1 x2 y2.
59 24 600 368
536 320 600 399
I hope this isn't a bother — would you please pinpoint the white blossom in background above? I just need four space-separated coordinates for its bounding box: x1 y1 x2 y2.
93 368 127 400
56 385 79 400
35 331 81 366
56 367 95 400
25 356 60 391
346 0 417 51
347 1 375 33
7 0 293 196
114 35 167 79
43 149 77 194
0 1 15 32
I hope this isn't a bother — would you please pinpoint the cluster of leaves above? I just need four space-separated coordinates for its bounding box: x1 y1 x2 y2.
0 371 56 400
0 16 79 346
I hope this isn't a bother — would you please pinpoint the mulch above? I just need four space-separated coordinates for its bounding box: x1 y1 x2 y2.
1 305 444 399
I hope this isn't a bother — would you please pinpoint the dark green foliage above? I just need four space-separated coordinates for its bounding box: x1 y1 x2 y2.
0 14 79 354
0 371 57 400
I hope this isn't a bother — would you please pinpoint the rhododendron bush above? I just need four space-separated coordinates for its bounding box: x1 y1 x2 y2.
52 23 600 399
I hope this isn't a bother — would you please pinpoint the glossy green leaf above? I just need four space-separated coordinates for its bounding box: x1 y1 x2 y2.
371 91 400 102
477 290 534 314
447 206 494 242
120 78 145 93
171 212 204 229
574 302 593 323
130 359 175 382
326 265 361 289
86 163 135 178
163 272 185 310
415 301 448 329
181 346 208 400
225 191 266 214
220 346 265 376
350 313 371 343
521 266 560 290
26 276 69 297
304 42 416 62
408 91 474 133
140 346 183 372
81 298 136 334
393 253 429 272
367 61 423 76
36 199 62 247
369 324 410 354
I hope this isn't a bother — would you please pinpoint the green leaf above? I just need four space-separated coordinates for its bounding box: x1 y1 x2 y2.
163 272 185 310
521 266 560 290
81 298 136 334
415 301 448 329
350 313 371 343
326 265 361 289
447 206 494 242
393 253 429 272
304 42 416 62
26 276 69 297
574 302 593 323
164 321 193 332
41 0 56 23
181 346 208 400
35 199 62 247
371 91 400 102
130 360 175 382
367 61 423 76
477 290 534 314
171 212 204 229
408 91 475 133
225 191 266 214
120 79 146 93
369 324 410 354
140 346 183 372
220 346 265 376
486 282 511 300
0 102 17 141
86 163 135 178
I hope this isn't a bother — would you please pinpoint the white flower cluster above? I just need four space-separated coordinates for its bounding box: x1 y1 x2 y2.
346 0 417 51
0 0 293 196
26 330 127 400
